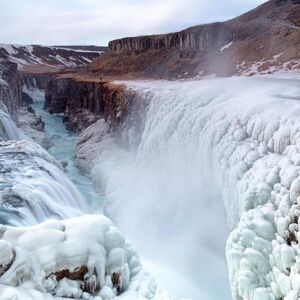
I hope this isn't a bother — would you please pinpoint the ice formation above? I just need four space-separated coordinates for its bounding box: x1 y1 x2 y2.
0 215 169 300
84 76 300 299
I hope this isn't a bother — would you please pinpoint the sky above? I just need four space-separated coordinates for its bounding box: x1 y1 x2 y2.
0 0 268 46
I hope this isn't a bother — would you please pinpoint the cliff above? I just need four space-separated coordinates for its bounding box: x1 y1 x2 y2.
108 22 232 53
0 61 22 118
45 77 129 132
87 0 300 79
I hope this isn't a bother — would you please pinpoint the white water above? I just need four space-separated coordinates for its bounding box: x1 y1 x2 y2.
89 76 300 299
0 97 87 225
31 92 102 213
0 105 21 140
24 83 232 299
0 87 101 227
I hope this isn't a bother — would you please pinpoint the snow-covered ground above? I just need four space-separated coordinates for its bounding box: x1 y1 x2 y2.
0 44 104 69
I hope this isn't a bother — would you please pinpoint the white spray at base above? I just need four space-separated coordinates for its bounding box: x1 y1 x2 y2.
89 76 300 300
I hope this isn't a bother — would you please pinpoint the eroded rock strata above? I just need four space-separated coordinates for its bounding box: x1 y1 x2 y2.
0 61 22 118
45 77 130 132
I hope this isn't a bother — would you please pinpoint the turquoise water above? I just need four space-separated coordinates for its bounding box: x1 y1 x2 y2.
31 100 103 213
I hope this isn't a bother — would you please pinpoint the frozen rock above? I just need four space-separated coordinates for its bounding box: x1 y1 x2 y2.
0 215 169 300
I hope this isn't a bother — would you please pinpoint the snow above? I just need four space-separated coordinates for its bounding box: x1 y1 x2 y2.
220 42 233 52
0 215 169 300
0 44 19 55
51 46 104 54
236 54 300 77
0 44 103 69
75 119 111 174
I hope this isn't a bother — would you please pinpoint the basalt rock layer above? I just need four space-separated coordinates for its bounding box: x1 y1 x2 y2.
0 61 22 118
45 77 130 132
87 0 300 79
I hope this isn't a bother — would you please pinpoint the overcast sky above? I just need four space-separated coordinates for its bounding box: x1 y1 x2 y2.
0 0 267 46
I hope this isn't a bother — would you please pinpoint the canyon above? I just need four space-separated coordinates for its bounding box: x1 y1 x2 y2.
0 58 170 299
40 0 300 140
0 0 299 299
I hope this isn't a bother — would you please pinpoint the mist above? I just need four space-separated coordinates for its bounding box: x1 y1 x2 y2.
91 80 233 299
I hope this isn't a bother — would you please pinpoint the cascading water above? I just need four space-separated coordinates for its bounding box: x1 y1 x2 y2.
89 76 300 299
0 84 170 300
0 86 100 226
0 104 21 141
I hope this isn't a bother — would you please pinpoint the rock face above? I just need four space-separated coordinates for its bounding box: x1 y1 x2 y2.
109 22 232 53
0 61 22 118
88 0 300 78
45 78 129 132
22 72 54 91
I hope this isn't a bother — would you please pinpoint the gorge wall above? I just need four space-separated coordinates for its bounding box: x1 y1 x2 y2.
22 72 54 91
45 77 130 132
0 61 22 118
108 22 232 53
0 61 168 300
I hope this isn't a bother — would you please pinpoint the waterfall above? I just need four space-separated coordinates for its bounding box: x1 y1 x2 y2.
0 140 87 226
1 76 300 299
0 85 88 226
0 104 21 140
90 76 300 299
0 85 170 300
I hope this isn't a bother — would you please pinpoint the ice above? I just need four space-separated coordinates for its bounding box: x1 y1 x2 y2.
80 76 300 299
0 215 169 300
0 106 22 140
